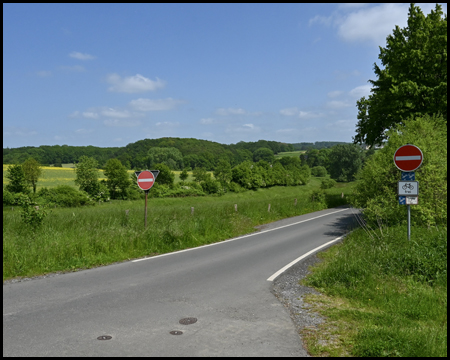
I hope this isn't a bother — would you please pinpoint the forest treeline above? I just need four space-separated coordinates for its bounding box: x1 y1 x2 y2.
3 138 350 170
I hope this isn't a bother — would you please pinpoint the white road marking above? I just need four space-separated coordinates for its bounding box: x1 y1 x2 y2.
266 234 346 281
132 208 349 263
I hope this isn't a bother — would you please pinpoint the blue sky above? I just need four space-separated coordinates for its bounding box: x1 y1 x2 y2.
3 3 446 149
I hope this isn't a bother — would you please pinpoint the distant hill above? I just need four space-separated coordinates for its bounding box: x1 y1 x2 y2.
291 141 350 150
3 138 347 170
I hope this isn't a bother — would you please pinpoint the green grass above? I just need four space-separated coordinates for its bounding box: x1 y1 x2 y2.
3 179 354 280
274 150 305 159
301 224 447 357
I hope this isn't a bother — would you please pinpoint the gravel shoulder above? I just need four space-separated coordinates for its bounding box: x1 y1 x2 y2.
271 248 336 356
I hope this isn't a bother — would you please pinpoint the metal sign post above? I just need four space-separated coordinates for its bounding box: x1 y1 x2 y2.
136 170 159 229
394 144 423 241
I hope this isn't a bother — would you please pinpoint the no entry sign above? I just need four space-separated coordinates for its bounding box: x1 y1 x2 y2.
393 144 423 172
137 170 155 191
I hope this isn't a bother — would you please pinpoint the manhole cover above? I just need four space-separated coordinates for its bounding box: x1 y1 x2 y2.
170 330 183 335
97 335 112 340
179 317 197 325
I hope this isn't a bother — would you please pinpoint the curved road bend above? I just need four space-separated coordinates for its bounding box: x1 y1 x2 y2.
3 206 359 357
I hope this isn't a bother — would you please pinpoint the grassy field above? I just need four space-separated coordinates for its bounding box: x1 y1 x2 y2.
3 177 353 280
274 150 305 159
300 225 447 357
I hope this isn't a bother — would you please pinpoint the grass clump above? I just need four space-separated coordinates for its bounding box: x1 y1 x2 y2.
301 224 447 357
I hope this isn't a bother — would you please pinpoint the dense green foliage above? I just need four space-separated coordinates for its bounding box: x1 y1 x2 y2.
354 4 447 146
104 158 131 199
292 141 350 151
22 158 42 194
352 114 447 227
5 164 29 194
328 144 364 182
74 156 100 197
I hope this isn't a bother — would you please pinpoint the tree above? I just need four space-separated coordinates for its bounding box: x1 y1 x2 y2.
354 4 447 147
214 159 232 184
74 156 100 196
192 167 209 182
253 147 275 163
328 144 364 182
179 168 189 181
147 147 184 170
22 158 42 194
5 164 29 194
104 159 130 199
153 163 174 186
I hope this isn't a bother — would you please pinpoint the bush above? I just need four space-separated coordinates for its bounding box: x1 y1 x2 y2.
312 166 328 177
200 178 223 195
320 178 336 189
37 186 93 207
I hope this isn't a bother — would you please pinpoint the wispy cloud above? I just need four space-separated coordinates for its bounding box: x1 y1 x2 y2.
349 84 372 99
199 118 216 125
129 98 185 111
155 121 180 127
106 73 165 93
69 51 96 60
280 107 323 119
326 100 351 109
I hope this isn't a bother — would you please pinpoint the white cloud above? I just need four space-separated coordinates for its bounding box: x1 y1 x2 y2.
69 111 80 118
106 73 165 93
101 108 133 118
326 100 351 109
155 121 179 127
310 3 447 46
81 112 99 119
3 126 38 137
280 107 299 116
349 84 372 99
69 51 96 60
216 107 247 116
103 119 141 127
226 123 261 133
129 98 185 111
36 70 52 77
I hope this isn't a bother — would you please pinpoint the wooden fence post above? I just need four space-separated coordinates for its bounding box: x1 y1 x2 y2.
191 207 194 215
234 204 238 212
268 204 271 212
294 198 297 206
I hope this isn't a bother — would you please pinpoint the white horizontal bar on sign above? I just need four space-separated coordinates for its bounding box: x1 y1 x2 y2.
395 155 421 160
138 179 154 182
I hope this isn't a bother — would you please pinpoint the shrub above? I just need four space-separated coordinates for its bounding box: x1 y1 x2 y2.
312 166 328 177
37 185 93 207
320 178 336 189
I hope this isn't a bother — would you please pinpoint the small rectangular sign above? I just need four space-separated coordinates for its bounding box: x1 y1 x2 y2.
401 171 415 181
406 197 418 205
398 181 419 196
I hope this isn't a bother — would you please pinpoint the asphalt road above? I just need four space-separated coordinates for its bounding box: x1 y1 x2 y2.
3 206 359 357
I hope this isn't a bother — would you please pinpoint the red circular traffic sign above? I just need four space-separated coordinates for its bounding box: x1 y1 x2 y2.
137 170 155 191
393 144 423 172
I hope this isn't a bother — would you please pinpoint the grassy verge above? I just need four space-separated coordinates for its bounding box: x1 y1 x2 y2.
300 224 447 357
3 179 354 281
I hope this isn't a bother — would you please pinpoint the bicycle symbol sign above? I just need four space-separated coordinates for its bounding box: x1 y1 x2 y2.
398 181 418 196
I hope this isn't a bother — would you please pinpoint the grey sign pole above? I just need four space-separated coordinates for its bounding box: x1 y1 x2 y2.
407 204 411 241
144 190 149 228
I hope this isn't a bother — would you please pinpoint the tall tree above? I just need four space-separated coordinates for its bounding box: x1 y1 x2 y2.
104 158 130 199
328 144 364 182
22 158 42 194
74 156 100 196
354 4 447 146
5 164 29 194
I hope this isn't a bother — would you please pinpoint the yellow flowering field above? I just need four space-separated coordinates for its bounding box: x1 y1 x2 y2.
2 165 136 190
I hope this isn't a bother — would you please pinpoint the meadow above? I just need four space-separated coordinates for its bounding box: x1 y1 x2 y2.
274 150 305 159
